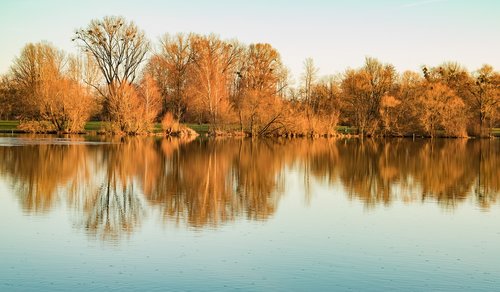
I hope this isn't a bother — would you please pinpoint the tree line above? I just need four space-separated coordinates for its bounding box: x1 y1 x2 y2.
0 16 498 137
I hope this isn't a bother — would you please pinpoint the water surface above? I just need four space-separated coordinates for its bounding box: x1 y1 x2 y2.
1 135 499 291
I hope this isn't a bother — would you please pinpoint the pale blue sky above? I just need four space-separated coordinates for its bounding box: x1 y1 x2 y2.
0 0 499 82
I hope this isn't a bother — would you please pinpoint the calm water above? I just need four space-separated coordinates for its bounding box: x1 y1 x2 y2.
0 135 499 291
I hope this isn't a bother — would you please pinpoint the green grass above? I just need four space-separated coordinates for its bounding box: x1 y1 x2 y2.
153 123 163 133
84 121 163 133
0 120 20 130
185 123 210 134
84 121 107 131
336 125 357 134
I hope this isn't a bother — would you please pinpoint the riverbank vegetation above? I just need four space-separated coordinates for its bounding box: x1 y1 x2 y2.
0 16 498 137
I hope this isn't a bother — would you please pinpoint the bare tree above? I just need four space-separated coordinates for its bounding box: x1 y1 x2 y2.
236 43 287 135
73 16 150 128
152 33 195 121
301 57 318 106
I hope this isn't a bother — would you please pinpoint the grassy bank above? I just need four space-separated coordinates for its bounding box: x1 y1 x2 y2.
0 120 499 137
0 121 20 131
185 124 210 134
0 120 207 135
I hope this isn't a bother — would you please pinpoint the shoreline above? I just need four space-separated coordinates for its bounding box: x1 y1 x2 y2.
1 128 498 139
1 120 499 139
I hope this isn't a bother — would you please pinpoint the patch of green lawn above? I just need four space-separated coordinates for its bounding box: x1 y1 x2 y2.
185 123 210 134
0 121 19 130
336 125 357 134
85 121 163 133
84 121 106 131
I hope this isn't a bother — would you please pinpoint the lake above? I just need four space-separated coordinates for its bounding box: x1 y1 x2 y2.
0 135 499 291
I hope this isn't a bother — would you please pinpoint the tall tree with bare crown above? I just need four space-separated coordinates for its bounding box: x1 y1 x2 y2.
73 16 149 131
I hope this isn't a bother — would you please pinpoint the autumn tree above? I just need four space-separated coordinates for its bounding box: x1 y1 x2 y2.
418 83 467 137
423 62 470 97
10 42 56 119
307 76 341 135
137 73 162 131
187 34 242 129
468 65 500 136
53 55 97 132
104 76 160 134
73 16 150 132
341 57 397 136
0 75 20 120
235 43 288 135
422 63 473 132
9 42 94 132
389 71 425 135
149 33 195 121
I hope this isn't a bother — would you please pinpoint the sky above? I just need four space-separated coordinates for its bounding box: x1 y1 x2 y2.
0 0 499 83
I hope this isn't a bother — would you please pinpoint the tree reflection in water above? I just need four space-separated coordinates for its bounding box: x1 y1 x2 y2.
148 138 284 227
0 136 90 212
0 136 498 239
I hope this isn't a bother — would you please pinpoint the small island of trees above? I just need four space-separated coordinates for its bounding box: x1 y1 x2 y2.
0 16 498 138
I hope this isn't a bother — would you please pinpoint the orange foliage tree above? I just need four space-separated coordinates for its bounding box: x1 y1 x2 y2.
9 43 94 132
186 34 242 130
341 57 397 136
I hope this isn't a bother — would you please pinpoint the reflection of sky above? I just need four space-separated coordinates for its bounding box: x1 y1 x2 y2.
1 0 499 81
1 166 500 290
